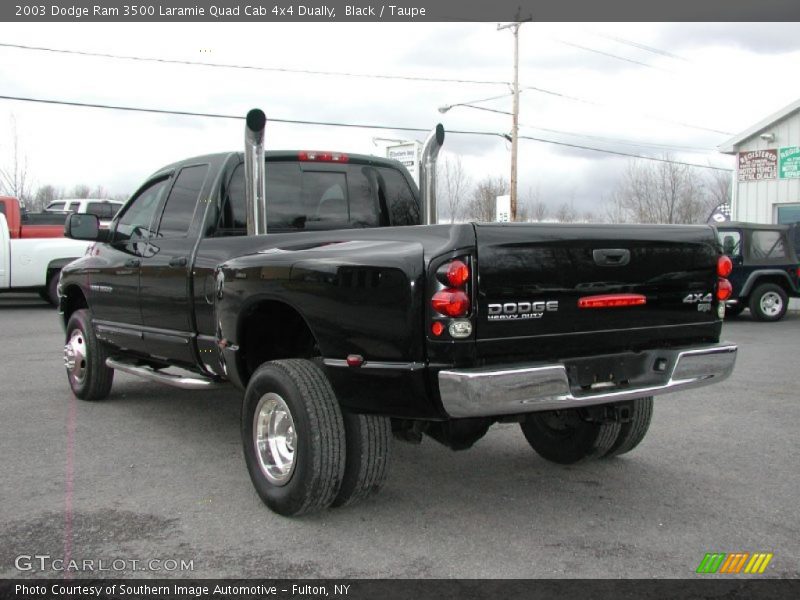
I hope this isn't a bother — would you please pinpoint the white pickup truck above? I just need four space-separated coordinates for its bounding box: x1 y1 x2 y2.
0 197 90 305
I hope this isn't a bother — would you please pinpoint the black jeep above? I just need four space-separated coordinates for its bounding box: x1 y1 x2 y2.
716 222 800 321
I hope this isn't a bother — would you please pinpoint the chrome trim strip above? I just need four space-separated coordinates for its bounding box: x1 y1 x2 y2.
106 358 227 390
476 321 721 344
438 343 737 418
323 359 426 371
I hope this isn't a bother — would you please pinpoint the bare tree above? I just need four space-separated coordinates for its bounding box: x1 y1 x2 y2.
554 202 577 223
438 154 471 223
603 192 629 224
703 169 732 220
531 201 548 222
69 184 92 199
467 176 509 222
31 184 65 211
607 156 709 224
521 185 548 222
0 116 34 205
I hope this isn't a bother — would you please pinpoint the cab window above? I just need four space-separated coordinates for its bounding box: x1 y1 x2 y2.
155 165 208 237
114 178 170 244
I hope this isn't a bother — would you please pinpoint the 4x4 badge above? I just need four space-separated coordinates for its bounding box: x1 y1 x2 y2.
683 293 713 304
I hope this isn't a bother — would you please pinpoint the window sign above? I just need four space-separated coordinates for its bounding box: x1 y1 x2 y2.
779 146 800 179
738 150 777 181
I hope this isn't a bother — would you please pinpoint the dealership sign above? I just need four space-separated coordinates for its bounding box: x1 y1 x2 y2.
738 149 777 181
779 146 800 179
386 142 421 186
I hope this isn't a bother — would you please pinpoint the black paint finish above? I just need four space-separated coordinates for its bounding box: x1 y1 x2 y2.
60 151 726 420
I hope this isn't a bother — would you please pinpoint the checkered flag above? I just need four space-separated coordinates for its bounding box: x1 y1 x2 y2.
707 203 731 224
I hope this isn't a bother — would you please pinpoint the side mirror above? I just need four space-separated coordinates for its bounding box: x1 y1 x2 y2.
65 213 103 241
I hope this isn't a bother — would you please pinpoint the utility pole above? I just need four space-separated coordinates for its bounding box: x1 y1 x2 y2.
498 20 523 221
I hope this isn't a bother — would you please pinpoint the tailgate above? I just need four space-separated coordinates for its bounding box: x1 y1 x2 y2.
475 223 721 361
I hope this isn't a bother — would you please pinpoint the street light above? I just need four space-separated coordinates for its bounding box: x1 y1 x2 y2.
438 104 513 117
438 85 521 219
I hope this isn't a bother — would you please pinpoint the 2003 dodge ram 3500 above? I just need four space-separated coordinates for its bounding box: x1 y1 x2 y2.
59 110 737 516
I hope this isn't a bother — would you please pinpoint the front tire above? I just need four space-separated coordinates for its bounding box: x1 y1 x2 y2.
242 359 346 516
64 309 114 400
520 408 620 464
749 284 788 321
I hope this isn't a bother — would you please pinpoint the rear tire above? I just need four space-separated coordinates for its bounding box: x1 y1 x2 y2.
520 408 620 464
242 359 346 516
332 412 392 508
64 309 114 400
749 284 788 321
602 397 653 458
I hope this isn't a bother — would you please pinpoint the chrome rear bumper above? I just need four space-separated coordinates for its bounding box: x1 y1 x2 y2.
438 343 737 418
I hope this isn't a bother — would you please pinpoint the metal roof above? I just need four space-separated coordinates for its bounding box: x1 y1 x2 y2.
718 97 800 154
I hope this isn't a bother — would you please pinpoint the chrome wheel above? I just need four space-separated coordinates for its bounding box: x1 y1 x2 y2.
760 292 783 318
64 329 87 384
253 393 297 486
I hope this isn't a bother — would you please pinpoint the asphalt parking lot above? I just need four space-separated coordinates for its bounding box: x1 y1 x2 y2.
1 294 798 579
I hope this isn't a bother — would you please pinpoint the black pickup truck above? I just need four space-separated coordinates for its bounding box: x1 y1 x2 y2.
59 110 737 516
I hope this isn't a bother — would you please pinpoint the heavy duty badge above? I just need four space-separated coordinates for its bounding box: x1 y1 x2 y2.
487 301 559 320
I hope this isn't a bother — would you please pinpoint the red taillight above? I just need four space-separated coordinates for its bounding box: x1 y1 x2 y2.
717 255 733 278
717 278 733 301
431 321 445 336
578 294 647 309
298 151 349 163
432 289 470 317
438 259 470 287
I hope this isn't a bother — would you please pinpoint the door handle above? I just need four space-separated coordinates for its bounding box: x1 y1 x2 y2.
593 249 631 267
169 256 188 268
124 258 141 268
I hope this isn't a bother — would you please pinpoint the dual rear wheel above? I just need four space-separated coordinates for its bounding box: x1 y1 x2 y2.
242 359 392 516
520 397 653 464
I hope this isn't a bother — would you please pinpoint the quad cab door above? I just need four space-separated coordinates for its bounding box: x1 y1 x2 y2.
139 163 210 366
90 175 172 355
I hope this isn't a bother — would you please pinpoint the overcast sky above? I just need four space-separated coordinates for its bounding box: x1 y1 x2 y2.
1 22 799 214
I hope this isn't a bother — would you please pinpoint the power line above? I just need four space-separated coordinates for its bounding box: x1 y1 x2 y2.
0 93 496 136
0 41 735 136
0 93 732 171
517 134 732 171
519 123 715 154
0 42 509 87
521 85 733 136
440 102 715 153
590 31 690 62
553 39 671 71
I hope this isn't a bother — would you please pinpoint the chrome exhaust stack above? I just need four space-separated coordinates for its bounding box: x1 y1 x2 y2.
244 108 267 236
419 124 445 225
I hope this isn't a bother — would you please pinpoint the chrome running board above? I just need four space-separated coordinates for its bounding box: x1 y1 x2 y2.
106 358 227 390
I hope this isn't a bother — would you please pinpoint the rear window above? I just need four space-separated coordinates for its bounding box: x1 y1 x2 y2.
215 161 418 235
86 202 120 219
750 230 787 260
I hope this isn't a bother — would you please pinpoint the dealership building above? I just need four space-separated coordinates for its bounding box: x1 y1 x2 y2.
719 98 800 225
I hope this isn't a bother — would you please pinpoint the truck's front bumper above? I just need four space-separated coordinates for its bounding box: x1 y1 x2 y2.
438 342 737 418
